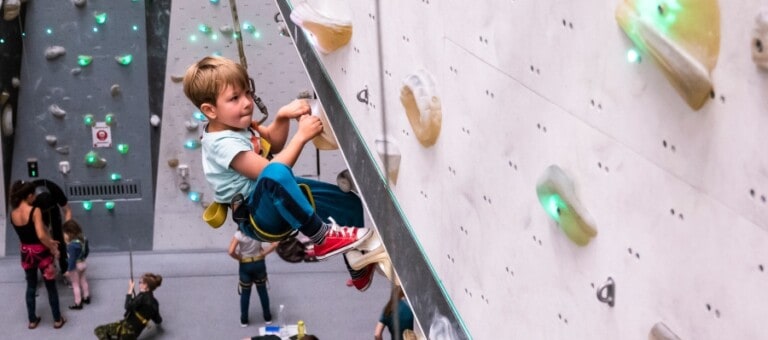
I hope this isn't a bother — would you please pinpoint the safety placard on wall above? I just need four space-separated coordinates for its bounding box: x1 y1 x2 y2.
92 122 112 148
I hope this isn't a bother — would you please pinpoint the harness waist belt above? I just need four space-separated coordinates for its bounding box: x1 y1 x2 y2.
240 255 264 263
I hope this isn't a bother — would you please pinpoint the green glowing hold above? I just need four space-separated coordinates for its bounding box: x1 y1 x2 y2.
543 194 567 223
82 201 93 211
115 54 133 65
94 12 107 25
78 55 93 67
117 144 129 154
105 201 115 210
184 139 201 150
188 191 201 202
105 113 116 125
84 114 94 126
199 24 212 34
85 151 98 165
110 173 122 181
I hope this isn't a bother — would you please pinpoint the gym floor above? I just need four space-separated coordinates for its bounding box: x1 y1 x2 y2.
0 249 391 339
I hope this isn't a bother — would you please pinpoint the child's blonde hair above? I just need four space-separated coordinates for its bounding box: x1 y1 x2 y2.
182 56 250 109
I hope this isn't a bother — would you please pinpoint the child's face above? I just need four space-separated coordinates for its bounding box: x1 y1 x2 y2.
203 83 254 131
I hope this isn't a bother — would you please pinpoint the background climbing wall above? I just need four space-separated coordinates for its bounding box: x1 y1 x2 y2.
152 0 341 249
5 0 156 252
287 0 768 339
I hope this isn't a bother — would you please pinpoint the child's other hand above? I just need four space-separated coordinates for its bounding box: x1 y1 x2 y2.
278 99 311 120
296 114 323 142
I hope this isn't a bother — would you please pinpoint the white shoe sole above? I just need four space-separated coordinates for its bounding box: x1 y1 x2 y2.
315 228 372 261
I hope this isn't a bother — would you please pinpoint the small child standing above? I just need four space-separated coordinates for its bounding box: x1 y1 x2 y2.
62 220 90 310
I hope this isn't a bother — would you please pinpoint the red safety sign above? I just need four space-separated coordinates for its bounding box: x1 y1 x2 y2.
92 122 112 147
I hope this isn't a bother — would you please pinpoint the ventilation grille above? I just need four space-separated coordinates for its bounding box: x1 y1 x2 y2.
66 181 142 200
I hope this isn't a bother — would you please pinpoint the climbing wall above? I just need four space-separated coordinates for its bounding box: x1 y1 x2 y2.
5 0 156 252
279 0 768 339
152 0 323 249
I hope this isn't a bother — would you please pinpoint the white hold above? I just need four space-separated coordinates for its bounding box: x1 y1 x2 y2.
219 25 233 35
177 164 190 179
71 68 83 75
58 161 71 175
753 9 768 70
11 77 20 88
55 146 70 155
0 91 9 106
150 114 161 127
185 120 199 131
49 104 66 118
71 0 87 8
428 312 459 340
2 103 13 137
45 46 67 60
45 135 58 146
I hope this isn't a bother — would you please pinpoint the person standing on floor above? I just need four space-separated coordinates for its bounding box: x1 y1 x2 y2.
374 286 414 340
229 230 278 327
62 219 91 310
31 179 72 277
9 180 66 329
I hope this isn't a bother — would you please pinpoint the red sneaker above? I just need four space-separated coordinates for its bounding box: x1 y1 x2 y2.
349 263 376 292
313 218 372 260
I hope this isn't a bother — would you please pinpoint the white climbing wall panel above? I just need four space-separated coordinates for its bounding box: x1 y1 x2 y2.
297 0 768 338
153 0 321 249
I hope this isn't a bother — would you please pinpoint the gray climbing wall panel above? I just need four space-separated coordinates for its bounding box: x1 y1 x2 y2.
153 0 317 250
6 0 155 252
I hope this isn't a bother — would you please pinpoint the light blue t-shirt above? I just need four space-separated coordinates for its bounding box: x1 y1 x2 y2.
201 128 256 203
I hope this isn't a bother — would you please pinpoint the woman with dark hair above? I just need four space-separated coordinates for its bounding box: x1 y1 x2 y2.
94 273 164 340
9 180 66 329
374 285 414 340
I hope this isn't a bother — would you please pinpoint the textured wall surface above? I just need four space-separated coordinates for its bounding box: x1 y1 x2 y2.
6 0 155 252
288 0 768 339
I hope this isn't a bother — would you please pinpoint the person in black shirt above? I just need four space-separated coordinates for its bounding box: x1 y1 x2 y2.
31 179 72 276
94 273 163 340
9 180 66 329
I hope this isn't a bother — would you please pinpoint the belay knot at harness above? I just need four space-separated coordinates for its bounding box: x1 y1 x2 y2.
203 178 317 243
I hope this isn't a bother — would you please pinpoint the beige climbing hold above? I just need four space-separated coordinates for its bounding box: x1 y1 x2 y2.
536 165 597 246
3 0 21 21
616 0 720 110
752 9 768 70
400 70 441 147
375 138 401 185
309 99 339 150
290 1 352 54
